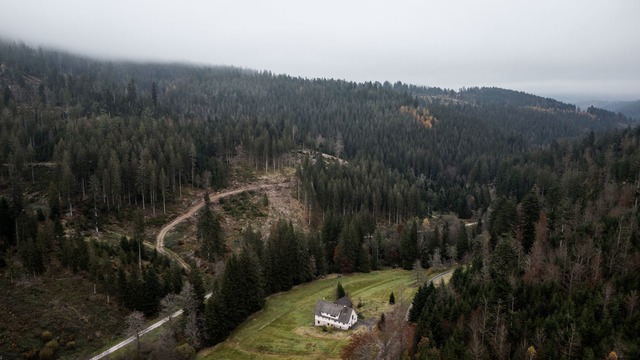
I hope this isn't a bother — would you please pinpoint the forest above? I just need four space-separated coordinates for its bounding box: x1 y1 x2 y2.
0 40 638 359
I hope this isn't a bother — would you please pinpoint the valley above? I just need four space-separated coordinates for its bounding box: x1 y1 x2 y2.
0 40 639 360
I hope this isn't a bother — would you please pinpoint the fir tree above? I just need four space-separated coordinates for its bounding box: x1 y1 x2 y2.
337 282 346 300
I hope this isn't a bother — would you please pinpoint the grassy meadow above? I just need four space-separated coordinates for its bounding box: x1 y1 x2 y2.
199 268 441 360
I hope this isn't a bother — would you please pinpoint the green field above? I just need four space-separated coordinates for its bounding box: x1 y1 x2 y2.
199 268 438 360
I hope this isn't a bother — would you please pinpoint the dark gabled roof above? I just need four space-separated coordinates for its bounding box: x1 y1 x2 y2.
336 296 353 308
314 300 354 325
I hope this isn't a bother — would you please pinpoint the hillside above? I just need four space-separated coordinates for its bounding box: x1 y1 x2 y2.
1 41 639 359
615 100 640 120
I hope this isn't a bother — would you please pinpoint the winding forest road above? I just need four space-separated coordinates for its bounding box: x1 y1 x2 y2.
88 183 285 360
155 183 287 271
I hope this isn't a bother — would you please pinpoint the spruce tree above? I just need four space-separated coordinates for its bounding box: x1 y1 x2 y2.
336 282 346 300
400 220 418 270
520 191 540 254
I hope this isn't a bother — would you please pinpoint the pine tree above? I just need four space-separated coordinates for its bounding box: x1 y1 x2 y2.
189 269 206 315
400 220 418 270
141 267 162 315
520 192 540 254
456 222 469 260
337 282 346 300
197 193 225 261
204 289 229 346
409 283 435 322
126 78 138 115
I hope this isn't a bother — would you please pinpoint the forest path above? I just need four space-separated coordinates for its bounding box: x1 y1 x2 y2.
155 182 289 271
89 182 288 359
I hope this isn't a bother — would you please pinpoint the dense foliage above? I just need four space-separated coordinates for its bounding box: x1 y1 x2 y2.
410 128 640 359
1 40 639 358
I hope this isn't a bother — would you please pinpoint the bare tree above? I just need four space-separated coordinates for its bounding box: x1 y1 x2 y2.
467 309 487 360
429 248 443 268
413 260 425 285
600 282 616 314
184 312 201 349
377 302 410 360
491 321 510 360
445 244 458 265
160 293 183 326
180 282 201 349
625 290 638 317
126 311 145 355
557 323 580 359
341 331 380 360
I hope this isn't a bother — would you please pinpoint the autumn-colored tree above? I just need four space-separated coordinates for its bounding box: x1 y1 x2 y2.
340 331 379 360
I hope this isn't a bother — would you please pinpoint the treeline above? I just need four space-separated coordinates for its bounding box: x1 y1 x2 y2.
200 219 325 346
408 126 640 359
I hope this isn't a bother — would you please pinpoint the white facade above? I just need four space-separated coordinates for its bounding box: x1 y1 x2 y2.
314 307 357 330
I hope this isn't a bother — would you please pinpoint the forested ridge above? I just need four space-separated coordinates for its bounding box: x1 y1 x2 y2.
407 128 640 359
0 40 638 359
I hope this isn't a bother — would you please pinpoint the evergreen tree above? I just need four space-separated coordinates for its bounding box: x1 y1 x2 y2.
3 84 11 107
204 287 228 346
336 282 346 300
409 283 435 322
400 220 418 270
197 193 225 261
520 191 540 253
456 222 469 260
141 266 162 315
189 269 206 315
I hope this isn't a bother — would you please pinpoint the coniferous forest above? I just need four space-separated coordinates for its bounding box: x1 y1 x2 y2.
1 41 639 359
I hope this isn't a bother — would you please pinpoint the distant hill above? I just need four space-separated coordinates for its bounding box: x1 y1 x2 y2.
613 100 640 120
407 86 635 146
458 86 575 110
572 99 640 120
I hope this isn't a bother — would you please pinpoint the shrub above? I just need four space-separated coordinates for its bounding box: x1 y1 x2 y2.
45 340 59 351
65 341 76 350
23 348 38 360
38 346 55 360
377 313 386 330
175 343 196 360
40 331 52 341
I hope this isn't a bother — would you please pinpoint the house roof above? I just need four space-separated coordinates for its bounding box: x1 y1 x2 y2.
314 300 354 325
336 296 353 308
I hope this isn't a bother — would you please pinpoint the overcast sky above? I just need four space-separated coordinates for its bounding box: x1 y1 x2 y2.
1 0 638 100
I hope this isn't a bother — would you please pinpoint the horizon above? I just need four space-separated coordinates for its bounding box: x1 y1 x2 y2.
1 0 639 102
2 38 636 106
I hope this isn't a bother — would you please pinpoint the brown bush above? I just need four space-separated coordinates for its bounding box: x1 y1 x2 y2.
40 331 52 341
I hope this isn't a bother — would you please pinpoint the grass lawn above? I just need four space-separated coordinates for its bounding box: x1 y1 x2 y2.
199 268 442 360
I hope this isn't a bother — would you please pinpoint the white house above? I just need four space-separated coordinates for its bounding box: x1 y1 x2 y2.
314 297 358 330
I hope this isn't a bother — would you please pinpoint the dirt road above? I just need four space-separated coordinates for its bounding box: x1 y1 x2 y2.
155 183 288 271
90 184 286 359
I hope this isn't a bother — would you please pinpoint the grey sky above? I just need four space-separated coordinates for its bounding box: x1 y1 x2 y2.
1 0 638 100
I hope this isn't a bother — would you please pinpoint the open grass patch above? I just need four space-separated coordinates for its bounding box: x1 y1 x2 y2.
199 268 423 360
